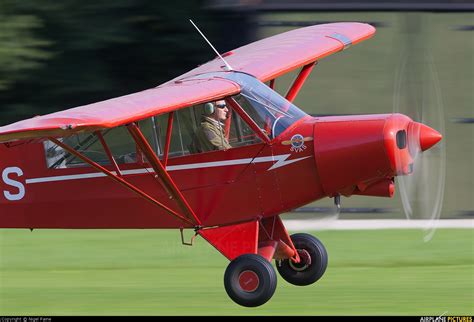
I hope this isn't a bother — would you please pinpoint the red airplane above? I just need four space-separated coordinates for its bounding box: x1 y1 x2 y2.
0 23 442 307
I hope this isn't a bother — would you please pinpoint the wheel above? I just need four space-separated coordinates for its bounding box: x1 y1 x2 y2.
224 254 277 307
276 233 328 286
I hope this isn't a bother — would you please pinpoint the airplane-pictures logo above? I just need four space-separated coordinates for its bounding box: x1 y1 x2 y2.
282 135 313 153
2 167 25 201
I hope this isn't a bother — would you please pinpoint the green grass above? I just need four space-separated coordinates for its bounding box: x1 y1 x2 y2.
0 228 472 315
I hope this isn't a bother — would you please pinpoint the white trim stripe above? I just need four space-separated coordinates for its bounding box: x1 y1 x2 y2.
26 172 109 184
166 158 254 171
25 154 312 185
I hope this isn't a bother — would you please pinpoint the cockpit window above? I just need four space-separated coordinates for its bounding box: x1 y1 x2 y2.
220 72 308 138
44 126 137 169
44 72 307 169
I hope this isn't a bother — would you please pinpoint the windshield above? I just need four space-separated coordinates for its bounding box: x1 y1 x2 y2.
222 72 308 138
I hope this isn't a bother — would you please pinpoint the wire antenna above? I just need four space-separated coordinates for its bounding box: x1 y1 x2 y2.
189 19 233 71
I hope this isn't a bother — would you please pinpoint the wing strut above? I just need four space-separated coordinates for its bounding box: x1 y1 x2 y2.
163 112 174 166
48 137 196 226
285 61 317 104
95 131 122 177
126 123 202 226
269 79 275 90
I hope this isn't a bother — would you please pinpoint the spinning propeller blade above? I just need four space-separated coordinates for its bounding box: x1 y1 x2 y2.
393 52 446 241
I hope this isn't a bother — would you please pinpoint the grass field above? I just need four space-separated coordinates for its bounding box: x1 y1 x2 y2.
0 228 472 315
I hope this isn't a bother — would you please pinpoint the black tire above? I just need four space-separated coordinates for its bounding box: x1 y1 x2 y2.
224 254 277 307
276 233 328 286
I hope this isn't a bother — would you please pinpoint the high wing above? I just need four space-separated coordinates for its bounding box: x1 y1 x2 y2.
0 77 239 143
170 22 375 83
0 22 375 143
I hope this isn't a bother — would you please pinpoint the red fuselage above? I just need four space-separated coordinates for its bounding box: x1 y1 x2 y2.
0 113 438 229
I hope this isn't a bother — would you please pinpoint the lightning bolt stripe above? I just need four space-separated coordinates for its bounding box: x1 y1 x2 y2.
250 154 312 171
25 154 312 184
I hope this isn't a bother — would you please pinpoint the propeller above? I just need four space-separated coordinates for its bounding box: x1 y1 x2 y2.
393 51 446 242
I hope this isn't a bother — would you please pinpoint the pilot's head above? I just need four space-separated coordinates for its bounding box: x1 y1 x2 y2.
204 100 228 122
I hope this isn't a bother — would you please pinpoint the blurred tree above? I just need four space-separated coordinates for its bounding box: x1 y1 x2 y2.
0 1 52 93
0 0 219 125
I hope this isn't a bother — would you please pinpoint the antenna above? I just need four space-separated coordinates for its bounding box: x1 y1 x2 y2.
189 19 233 71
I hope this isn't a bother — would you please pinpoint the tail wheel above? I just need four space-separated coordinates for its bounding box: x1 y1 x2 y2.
224 254 277 307
276 233 328 286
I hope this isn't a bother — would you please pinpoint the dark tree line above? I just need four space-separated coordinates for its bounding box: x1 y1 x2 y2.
0 1 256 125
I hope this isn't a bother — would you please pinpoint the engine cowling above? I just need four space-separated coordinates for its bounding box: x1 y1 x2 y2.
313 113 441 198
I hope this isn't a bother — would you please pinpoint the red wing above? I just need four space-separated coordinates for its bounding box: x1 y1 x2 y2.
0 77 239 143
170 22 375 83
0 23 374 143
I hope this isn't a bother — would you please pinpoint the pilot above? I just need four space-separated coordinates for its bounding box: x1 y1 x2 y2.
191 100 232 153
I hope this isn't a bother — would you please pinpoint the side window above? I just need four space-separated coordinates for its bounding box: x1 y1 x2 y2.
232 91 305 139
137 102 263 159
167 108 196 157
44 126 137 169
44 132 108 169
139 109 197 159
138 116 164 156
228 109 261 148
44 100 265 168
186 101 262 155
234 94 267 132
102 126 137 164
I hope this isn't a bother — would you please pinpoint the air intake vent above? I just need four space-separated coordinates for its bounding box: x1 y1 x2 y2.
396 130 407 149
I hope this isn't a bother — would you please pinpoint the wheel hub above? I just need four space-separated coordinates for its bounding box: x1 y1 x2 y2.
289 249 312 272
238 270 259 292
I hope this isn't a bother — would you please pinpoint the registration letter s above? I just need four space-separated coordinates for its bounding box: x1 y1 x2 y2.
2 167 25 201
